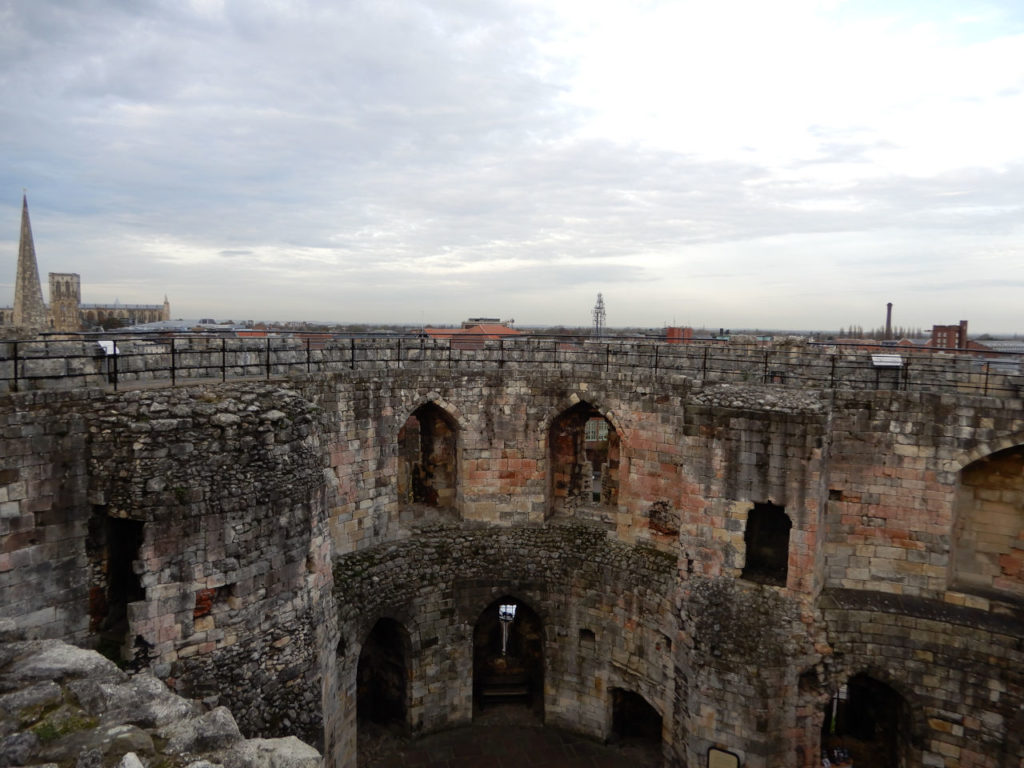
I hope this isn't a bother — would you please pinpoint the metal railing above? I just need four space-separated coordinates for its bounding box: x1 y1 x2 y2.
0 333 1021 398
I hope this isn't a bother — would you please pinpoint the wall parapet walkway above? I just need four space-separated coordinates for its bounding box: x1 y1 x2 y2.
1 334 1022 398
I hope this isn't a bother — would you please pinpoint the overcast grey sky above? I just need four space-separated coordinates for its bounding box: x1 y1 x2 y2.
2 0 1023 331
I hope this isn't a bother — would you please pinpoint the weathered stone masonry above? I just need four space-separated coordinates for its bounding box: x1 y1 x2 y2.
2 350 1023 768
0 383 337 749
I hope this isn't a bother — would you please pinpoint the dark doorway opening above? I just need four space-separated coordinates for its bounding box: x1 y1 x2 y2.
87 512 145 662
473 597 544 719
741 502 791 586
357 619 409 728
821 674 912 768
397 403 458 513
549 402 619 517
611 688 662 744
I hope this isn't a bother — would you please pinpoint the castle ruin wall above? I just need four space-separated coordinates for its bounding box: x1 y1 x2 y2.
1 361 1022 767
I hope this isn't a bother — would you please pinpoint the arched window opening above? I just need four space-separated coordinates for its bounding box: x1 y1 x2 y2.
741 502 791 586
472 597 544 719
549 402 619 517
821 674 912 768
86 510 145 663
357 618 408 728
397 403 458 513
952 445 1024 601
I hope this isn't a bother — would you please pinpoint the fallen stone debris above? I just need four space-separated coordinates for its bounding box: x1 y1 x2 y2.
0 637 321 768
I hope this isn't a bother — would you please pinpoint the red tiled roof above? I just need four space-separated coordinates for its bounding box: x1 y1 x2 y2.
424 325 521 339
424 324 522 350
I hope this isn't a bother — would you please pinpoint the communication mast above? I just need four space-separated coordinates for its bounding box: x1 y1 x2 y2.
592 293 606 338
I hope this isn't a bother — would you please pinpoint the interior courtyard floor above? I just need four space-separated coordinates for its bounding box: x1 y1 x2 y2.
358 704 662 767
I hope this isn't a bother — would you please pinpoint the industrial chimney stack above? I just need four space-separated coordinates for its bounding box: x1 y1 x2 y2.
885 302 893 340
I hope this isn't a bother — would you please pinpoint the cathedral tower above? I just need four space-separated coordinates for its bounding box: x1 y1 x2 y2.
49 272 82 332
12 194 48 331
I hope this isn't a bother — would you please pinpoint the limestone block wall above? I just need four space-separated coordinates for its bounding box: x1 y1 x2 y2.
822 593 1023 768
824 390 1024 604
318 368 833 558
678 578 827 767
676 384 830 593
953 444 1024 599
0 382 338 749
0 389 93 638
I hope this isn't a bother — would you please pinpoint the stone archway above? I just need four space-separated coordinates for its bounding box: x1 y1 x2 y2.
548 401 620 518
951 444 1024 601
397 402 459 517
611 687 663 747
472 596 544 719
821 673 913 768
357 618 409 728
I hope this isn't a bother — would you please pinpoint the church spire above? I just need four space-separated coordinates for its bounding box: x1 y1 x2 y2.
12 193 48 331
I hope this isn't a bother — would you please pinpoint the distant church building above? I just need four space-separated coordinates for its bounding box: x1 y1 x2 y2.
1 195 170 333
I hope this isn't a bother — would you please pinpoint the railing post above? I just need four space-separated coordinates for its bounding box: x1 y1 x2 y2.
350 337 355 369
605 343 610 371
830 355 836 389
221 337 227 382
654 344 659 372
171 339 176 386
702 346 708 379
763 350 769 383
307 337 312 374
266 337 271 379
498 338 503 369
11 341 18 393
983 362 990 396
111 349 118 391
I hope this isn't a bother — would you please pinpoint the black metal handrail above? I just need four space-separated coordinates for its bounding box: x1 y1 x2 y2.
0 333 1020 398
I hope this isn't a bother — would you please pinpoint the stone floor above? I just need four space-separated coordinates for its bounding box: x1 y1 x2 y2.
358 705 662 767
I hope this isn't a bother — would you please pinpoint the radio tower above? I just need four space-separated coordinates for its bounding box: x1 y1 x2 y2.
592 292 606 338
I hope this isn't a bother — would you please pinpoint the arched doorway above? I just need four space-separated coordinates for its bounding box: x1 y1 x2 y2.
357 618 409 729
397 403 459 515
611 687 663 749
821 674 912 768
473 597 544 719
549 402 619 517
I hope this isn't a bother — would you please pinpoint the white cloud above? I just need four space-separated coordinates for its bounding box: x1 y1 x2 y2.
1 0 1023 331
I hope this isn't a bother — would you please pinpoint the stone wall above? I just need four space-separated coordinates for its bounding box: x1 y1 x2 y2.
821 591 1023 768
0 389 93 638
2 357 1023 768
0 382 337 750
823 390 1024 604
2 336 1022 398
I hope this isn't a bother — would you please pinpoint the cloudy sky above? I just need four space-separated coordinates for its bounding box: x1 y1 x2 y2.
2 0 1023 331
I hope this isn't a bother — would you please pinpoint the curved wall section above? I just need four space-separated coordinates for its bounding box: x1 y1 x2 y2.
0 383 337 748
333 524 677 743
